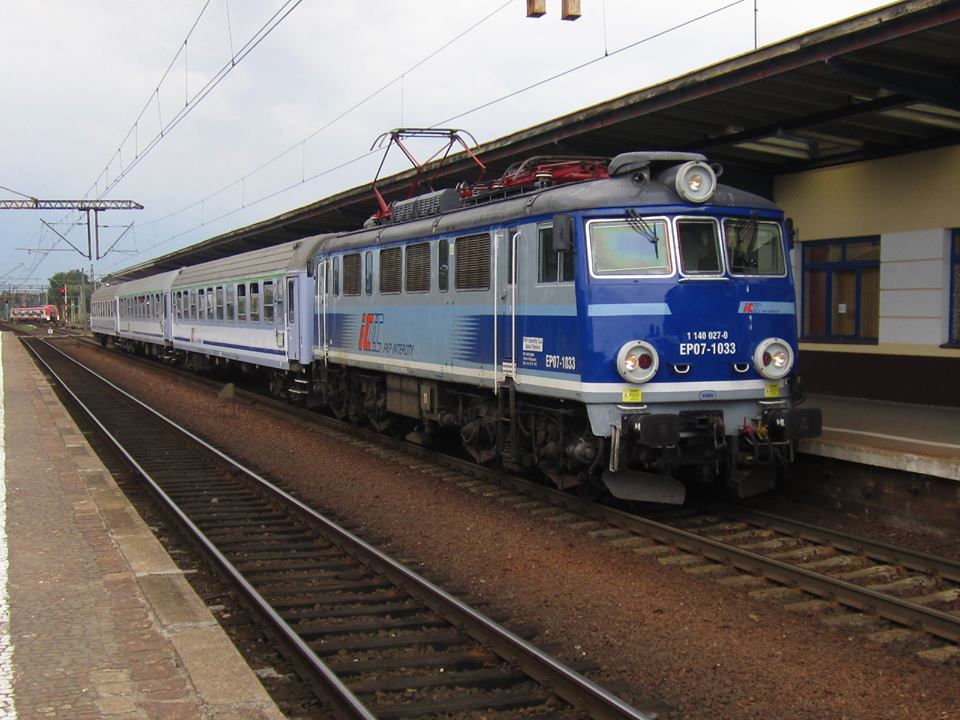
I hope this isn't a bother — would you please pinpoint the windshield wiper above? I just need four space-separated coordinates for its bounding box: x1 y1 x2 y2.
626 209 660 258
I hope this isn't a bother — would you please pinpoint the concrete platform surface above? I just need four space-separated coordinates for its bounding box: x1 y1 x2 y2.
803 394 960 482
0 332 286 719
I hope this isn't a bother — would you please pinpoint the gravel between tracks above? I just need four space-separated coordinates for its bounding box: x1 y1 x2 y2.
69 343 960 720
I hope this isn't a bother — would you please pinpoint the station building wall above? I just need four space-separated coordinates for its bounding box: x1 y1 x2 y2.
774 144 960 406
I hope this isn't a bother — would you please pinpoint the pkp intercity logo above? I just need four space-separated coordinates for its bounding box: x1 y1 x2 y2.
358 312 383 352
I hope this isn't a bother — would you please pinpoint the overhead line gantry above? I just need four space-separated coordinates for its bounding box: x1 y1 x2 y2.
0 197 143 260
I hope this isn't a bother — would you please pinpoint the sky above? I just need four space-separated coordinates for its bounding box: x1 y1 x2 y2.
0 0 895 291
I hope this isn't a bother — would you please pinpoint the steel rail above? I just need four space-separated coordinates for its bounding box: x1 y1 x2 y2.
320 431 960 644
27 338 654 720
66 337 960 644
469 476 960 643
711 502 960 584
24 338 377 720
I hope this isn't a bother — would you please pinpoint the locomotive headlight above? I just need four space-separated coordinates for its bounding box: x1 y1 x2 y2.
617 340 659 384
753 338 794 380
675 161 717 203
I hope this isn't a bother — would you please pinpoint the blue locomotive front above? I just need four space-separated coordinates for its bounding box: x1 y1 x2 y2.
555 153 821 502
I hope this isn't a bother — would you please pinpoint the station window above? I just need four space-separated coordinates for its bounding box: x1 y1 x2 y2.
263 281 274 322
455 233 490 291
949 230 960 346
538 225 574 283
802 237 880 342
380 247 402 294
250 282 261 322
237 284 247 322
406 243 430 293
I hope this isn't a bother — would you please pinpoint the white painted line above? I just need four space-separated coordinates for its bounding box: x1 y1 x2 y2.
0 334 16 718
822 425 960 451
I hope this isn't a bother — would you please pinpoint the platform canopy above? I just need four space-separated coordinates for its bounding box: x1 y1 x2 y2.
113 0 960 281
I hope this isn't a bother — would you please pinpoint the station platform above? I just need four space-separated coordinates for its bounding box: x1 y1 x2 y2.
802 393 960 483
0 332 284 719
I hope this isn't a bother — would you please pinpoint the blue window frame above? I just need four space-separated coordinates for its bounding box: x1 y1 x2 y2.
949 229 960 346
801 237 880 342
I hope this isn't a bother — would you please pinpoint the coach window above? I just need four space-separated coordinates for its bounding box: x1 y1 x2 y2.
249 282 260 322
333 256 340 296
197 289 206 321
364 251 373 295
802 237 879 342
406 242 430 293
380 247 402 294
678 219 722 275
263 281 275 322
438 239 449 292
538 225 573 283
454 233 490 291
226 285 235 321
215 286 224 320
343 253 361 296
723 219 785 276
237 284 247 321
588 218 672 277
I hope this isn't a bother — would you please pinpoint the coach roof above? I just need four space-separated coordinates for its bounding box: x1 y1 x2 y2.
172 236 328 288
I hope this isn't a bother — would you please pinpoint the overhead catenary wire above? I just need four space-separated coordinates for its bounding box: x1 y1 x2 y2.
87 0 304 202
100 0 748 274
14 0 304 277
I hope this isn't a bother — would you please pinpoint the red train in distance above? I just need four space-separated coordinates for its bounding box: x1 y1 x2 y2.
11 305 60 323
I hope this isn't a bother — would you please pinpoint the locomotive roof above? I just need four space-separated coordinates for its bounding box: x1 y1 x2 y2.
172 235 327 287
318 173 779 253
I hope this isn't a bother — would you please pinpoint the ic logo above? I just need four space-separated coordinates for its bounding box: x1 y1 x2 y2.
358 313 383 352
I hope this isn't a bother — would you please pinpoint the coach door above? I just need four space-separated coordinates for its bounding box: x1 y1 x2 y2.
494 227 519 389
285 277 300 361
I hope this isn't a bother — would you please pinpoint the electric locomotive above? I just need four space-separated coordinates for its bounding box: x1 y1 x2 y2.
310 150 821 504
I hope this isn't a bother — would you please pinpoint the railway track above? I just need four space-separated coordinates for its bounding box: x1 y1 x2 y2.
46 335 960 664
167 354 957 663
23 336 658 720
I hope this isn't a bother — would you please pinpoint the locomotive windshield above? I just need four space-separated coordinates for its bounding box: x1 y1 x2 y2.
588 218 672 276
723 219 786 276
677 219 722 275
